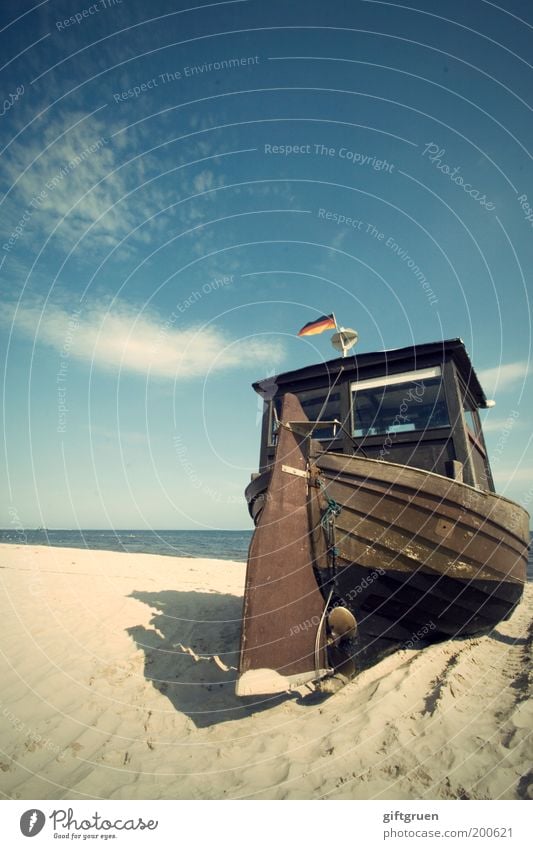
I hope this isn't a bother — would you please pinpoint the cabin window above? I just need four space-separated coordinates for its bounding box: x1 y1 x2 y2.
351 366 450 437
462 399 488 487
298 388 341 439
269 388 342 444
463 401 480 438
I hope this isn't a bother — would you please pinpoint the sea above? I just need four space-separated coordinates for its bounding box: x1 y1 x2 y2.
0 529 253 562
0 529 531 577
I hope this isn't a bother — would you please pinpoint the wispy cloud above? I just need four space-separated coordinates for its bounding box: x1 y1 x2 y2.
1 298 284 380
481 415 523 433
193 170 215 193
1 107 212 257
1 109 134 249
477 361 530 395
492 465 533 485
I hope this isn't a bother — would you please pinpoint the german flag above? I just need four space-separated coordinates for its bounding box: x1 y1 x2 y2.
297 313 337 337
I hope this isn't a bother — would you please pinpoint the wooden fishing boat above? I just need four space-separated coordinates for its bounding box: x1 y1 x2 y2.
236 339 529 696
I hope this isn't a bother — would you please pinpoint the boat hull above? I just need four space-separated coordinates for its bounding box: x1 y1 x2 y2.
239 395 529 693
236 394 330 697
312 451 527 633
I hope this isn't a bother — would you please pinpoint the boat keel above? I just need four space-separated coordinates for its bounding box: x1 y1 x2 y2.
236 394 330 696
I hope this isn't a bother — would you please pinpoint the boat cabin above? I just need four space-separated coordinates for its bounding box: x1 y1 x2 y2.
254 338 495 492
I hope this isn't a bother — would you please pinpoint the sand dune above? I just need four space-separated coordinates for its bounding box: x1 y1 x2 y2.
0 543 531 800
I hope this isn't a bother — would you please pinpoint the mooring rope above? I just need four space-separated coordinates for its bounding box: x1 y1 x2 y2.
319 480 341 569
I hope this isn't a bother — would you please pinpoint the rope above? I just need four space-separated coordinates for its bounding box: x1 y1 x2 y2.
320 492 342 527
318 479 341 568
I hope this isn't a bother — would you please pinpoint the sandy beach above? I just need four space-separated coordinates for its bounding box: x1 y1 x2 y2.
0 542 531 801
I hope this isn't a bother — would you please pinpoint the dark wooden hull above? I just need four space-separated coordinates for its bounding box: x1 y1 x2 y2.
312 452 527 639
236 395 330 697
238 395 529 694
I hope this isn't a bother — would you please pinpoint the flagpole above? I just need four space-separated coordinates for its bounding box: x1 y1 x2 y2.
332 314 348 358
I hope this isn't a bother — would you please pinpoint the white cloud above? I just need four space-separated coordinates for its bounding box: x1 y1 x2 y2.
481 415 523 433
1 298 285 380
0 108 218 257
477 361 530 395
1 110 135 249
193 170 215 193
492 465 533 485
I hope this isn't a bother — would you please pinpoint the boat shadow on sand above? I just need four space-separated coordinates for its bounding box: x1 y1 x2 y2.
126 589 528 728
126 588 420 725
127 589 300 728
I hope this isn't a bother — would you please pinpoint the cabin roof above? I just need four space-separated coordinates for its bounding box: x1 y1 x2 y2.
253 338 489 408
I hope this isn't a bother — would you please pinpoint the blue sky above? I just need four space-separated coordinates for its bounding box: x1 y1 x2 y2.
1 0 532 529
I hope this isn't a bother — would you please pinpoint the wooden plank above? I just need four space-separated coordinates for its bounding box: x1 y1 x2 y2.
237 394 328 695
315 451 530 552
324 477 526 582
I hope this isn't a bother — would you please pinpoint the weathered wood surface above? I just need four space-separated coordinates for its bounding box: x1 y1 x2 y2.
237 394 328 694
240 428 529 676
315 452 529 585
